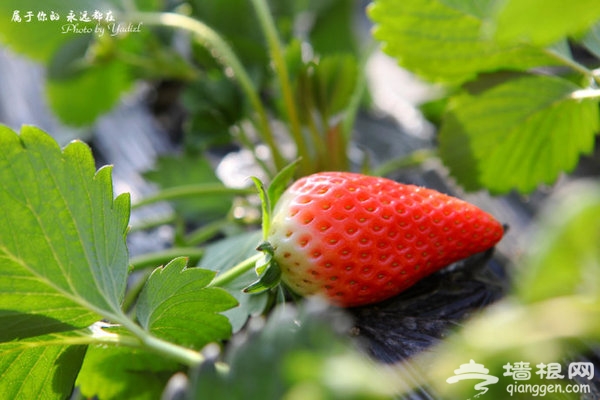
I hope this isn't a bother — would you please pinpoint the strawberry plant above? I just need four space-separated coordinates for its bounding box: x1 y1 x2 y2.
2 0 600 399
0 126 398 399
0 125 501 399
0 0 366 179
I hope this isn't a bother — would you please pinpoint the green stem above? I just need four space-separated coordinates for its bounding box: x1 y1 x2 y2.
185 218 231 246
85 321 226 371
208 253 262 288
124 11 286 174
129 214 176 232
18 326 141 349
132 184 255 209
249 0 312 175
372 149 437 177
118 317 205 367
129 247 205 271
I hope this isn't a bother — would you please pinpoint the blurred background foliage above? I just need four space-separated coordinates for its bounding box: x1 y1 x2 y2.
1 0 600 399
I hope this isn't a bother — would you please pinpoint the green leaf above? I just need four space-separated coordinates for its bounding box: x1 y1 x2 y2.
76 345 181 400
0 0 161 62
46 59 133 126
182 74 245 150
243 261 281 294
294 55 358 125
267 158 299 213
368 0 562 84
439 74 599 193
188 304 397 399
581 21 600 59
493 0 600 46
421 297 598 399
0 125 130 334
0 344 86 400
437 0 496 18
516 183 600 303
47 35 94 80
251 176 271 240
197 231 268 332
136 257 237 349
308 0 357 55
0 0 99 61
144 154 234 222
188 0 270 69
0 2 171 126
313 54 358 119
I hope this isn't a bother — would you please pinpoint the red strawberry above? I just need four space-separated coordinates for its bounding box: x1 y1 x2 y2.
266 172 503 307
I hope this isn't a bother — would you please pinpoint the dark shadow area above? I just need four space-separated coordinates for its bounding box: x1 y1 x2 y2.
0 310 82 341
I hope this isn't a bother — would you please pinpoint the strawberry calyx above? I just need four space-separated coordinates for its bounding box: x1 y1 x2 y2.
241 161 301 294
243 241 282 294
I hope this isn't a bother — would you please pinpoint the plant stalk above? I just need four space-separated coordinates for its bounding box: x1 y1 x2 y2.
117 317 206 367
185 218 231 246
207 253 262 288
131 183 255 209
249 0 313 175
123 11 286 174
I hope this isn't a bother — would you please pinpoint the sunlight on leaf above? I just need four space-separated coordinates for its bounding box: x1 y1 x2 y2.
439 74 599 193
0 344 86 400
198 231 268 333
493 0 600 46
76 345 181 400
437 0 496 18
136 257 238 349
0 125 130 334
369 0 561 84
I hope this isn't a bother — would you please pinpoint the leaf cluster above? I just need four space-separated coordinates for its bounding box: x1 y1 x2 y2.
0 0 364 179
370 0 600 193
0 126 237 399
0 127 392 399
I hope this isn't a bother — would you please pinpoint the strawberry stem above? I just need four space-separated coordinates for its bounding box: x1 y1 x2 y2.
207 253 263 288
